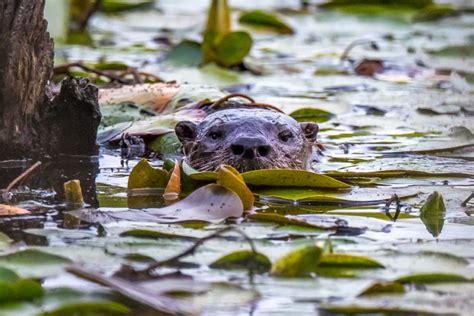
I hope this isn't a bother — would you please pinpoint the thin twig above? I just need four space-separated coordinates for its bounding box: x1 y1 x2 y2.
209 93 255 109
143 226 257 275
2 161 41 201
54 62 130 84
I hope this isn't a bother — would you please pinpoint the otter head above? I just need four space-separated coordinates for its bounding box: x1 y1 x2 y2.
175 108 318 172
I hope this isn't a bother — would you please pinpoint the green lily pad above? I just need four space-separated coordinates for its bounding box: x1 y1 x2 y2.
43 301 130 315
164 40 202 66
248 213 334 231
413 5 458 22
395 273 470 284
420 191 446 237
214 32 253 67
119 229 196 240
239 10 294 34
289 108 334 123
318 253 385 269
270 245 322 277
0 266 19 283
358 281 405 296
101 0 153 13
0 278 44 303
128 159 169 191
241 169 350 188
210 250 272 273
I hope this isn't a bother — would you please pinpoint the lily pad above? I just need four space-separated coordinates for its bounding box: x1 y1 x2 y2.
358 281 405 296
318 254 384 269
241 169 350 188
43 301 131 315
270 245 322 278
289 108 334 123
165 40 202 66
128 159 169 191
111 184 244 223
420 191 446 237
395 273 470 284
210 250 272 273
239 10 294 34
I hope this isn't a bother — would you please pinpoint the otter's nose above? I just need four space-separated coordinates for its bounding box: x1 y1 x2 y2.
230 137 272 159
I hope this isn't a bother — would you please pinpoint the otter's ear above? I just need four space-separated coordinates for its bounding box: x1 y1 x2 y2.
299 122 319 142
175 121 197 143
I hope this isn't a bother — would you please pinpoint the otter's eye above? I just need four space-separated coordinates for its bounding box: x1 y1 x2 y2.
278 131 293 142
209 131 222 140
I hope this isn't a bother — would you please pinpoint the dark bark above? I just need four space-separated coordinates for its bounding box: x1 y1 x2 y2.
0 0 101 159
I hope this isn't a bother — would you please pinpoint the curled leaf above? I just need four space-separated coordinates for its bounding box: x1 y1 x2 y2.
217 165 254 210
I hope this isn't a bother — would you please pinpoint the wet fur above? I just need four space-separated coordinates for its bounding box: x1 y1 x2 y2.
176 108 318 172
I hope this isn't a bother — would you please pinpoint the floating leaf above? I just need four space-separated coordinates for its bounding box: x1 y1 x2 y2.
395 273 470 284
318 254 385 269
128 159 169 191
101 0 154 13
0 204 30 216
210 250 271 273
213 31 253 67
165 40 202 66
420 191 446 237
43 301 131 315
111 184 244 223
289 108 334 123
0 267 19 283
248 213 335 231
358 281 405 296
120 229 196 240
217 165 254 210
242 170 350 188
270 246 322 277
0 278 44 303
239 10 294 34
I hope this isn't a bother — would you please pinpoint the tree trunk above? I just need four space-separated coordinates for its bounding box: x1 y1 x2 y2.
0 0 101 159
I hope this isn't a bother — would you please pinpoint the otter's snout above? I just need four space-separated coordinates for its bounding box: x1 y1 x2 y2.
230 137 272 159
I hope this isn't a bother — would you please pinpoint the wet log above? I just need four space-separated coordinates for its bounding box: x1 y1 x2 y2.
0 0 101 159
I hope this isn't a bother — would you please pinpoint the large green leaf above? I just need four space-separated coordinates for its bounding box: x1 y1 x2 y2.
210 250 272 273
43 301 130 315
239 10 294 34
242 170 350 188
164 40 202 66
214 32 252 67
394 273 470 284
318 254 384 269
127 159 169 190
270 246 322 277
420 191 446 237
